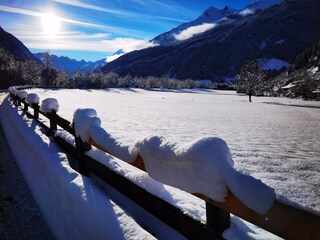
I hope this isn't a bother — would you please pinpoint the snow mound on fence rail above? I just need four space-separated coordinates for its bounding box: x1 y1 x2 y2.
26 93 40 105
40 98 59 113
54 129 207 223
89 125 139 163
17 90 28 100
73 108 138 163
134 136 276 214
134 136 231 201
72 108 275 214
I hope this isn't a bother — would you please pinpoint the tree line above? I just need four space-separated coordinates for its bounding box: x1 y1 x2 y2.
1 46 319 100
0 48 228 90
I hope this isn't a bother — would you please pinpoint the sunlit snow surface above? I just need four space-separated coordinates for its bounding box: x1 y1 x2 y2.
30 88 320 210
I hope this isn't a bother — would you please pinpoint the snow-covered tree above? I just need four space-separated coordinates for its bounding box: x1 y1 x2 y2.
236 60 266 102
41 51 58 86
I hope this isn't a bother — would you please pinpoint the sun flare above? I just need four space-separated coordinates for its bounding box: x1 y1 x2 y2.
41 12 61 35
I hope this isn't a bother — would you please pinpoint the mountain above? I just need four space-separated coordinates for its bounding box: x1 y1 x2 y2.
151 6 236 46
0 26 41 63
80 58 106 72
100 0 320 81
106 0 284 60
33 53 106 74
151 0 284 46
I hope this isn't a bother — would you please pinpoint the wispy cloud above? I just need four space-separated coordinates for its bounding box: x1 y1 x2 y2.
53 0 190 25
0 4 151 38
0 4 104 28
174 23 216 41
131 0 192 15
106 53 124 62
18 30 157 54
106 38 158 62
238 8 255 16
52 0 126 15
18 31 110 40
0 5 42 17
130 0 193 22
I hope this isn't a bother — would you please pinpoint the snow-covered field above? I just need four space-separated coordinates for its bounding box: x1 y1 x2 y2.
29 88 320 211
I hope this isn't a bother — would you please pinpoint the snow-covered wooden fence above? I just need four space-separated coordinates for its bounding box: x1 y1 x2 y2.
8 87 320 240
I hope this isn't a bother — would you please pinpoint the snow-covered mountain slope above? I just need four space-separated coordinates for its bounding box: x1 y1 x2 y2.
151 0 284 46
33 53 106 74
101 0 320 81
151 6 236 46
81 58 106 72
108 0 284 64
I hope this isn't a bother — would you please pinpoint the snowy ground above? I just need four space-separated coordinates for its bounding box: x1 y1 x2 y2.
0 122 55 240
29 88 320 211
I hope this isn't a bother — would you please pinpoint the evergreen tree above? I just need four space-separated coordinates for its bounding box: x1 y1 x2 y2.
236 60 266 102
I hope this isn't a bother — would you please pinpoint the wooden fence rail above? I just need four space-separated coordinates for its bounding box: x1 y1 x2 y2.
8 89 320 240
9 93 223 240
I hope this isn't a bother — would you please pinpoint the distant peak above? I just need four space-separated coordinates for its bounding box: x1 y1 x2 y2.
203 6 219 13
223 6 230 11
207 6 218 10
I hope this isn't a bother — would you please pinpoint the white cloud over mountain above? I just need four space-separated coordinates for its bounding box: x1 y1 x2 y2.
174 23 216 41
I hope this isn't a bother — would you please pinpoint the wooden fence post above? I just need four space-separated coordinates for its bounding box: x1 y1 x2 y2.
32 103 40 120
206 201 230 234
14 95 18 106
46 110 58 136
74 135 91 176
23 99 28 112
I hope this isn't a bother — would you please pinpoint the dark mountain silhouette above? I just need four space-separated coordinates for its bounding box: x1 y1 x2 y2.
0 26 41 63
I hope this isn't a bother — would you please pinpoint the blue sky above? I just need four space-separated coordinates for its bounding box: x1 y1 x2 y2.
0 0 252 61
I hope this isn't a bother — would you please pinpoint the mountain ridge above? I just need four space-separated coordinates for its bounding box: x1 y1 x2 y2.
151 6 236 46
150 0 284 47
33 52 106 74
100 0 320 81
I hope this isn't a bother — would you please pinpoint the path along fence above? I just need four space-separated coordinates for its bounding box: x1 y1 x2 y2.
7 87 320 240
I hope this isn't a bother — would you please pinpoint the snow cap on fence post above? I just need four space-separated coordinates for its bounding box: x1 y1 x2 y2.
72 108 101 142
26 93 40 105
41 98 59 136
16 90 27 106
26 93 40 119
17 90 28 100
40 98 60 113
72 108 100 176
9 87 17 96
10 89 18 105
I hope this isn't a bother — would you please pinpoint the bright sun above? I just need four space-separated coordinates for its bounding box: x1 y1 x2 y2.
41 12 61 35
